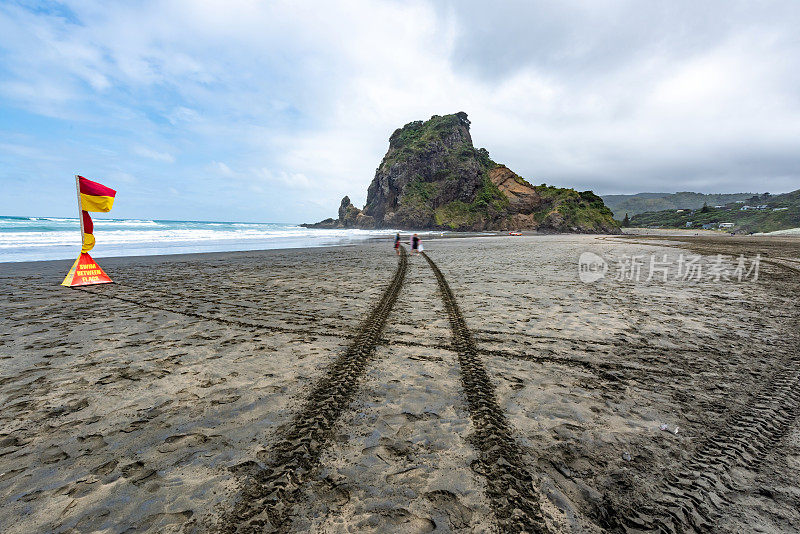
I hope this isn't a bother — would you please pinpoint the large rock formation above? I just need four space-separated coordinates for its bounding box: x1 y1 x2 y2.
303 112 620 233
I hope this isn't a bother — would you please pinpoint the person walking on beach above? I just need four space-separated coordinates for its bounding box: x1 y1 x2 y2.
394 233 401 255
411 233 420 254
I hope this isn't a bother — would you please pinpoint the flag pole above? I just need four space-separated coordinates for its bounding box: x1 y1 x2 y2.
75 174 84 245
63 174 113 287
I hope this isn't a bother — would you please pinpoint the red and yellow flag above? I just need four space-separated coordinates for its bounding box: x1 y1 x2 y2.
81 210 95 253
79 176 116 212
63 175 116 287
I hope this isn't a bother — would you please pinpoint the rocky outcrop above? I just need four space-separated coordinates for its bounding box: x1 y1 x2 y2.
304 112 620 233
337 196 361 227
302 195 375 229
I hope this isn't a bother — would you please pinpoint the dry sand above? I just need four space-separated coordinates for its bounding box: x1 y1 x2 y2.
1 234 798 533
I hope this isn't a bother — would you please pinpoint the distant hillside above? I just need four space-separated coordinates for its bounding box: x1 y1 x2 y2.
602 192 755 218
628 190 800 233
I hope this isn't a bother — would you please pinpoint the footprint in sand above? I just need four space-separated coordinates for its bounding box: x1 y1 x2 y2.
91 459 118 477
65 477 100 498
157 433 209 453
362 508 436 533
41 445 69 464
362 437 415 460
385 466 426 484
211 394 241 405
0 468 24 482
425 490 473 529
77 433 107 453
120 419 150 433
0 434 24 449
381 412 422 425
135 510 194 531
499 374 525 390
314 477 351 507
120 460 158 485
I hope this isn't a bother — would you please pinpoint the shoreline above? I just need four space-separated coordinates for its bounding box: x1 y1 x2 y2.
0 230 577 266
0 241 383 269
4 227 798 267
0 235 396 265
0 228 498 265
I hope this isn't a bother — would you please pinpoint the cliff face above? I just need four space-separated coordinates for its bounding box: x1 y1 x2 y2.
304 112 620 233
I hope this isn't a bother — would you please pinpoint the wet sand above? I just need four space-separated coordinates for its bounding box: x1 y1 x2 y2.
1 234 798 533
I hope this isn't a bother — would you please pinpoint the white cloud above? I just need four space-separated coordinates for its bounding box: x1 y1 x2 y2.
208 161 312 191
254 168 313 190
106 171 137 184
133 145 175 163
0 141 58 160
209 161 234 178
167 106 201 125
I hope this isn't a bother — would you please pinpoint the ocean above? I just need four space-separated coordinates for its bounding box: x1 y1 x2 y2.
0 216 429 263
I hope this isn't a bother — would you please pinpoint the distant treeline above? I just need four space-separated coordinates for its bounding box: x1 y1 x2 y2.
626 190 800 233
601 192 755 218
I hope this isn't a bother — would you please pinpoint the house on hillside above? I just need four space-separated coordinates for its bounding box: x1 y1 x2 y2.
719 222 735 228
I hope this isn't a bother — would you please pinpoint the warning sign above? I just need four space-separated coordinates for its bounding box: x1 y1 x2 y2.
61 253 113 287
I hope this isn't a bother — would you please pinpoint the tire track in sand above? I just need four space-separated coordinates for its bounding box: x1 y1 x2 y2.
219 247 408 533
621 361 800 533
421 251 554 534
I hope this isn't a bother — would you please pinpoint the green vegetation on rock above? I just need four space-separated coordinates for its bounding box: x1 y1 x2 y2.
557 191 618 230
433 176 511 229
473 175 510 213
434 201 478 229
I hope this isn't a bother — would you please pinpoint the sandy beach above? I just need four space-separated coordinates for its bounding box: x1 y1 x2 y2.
2 234 799 533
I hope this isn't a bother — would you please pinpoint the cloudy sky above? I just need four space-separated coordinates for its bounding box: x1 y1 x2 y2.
1 1 799 222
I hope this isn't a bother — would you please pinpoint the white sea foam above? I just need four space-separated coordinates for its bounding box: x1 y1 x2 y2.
0 216 441 262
